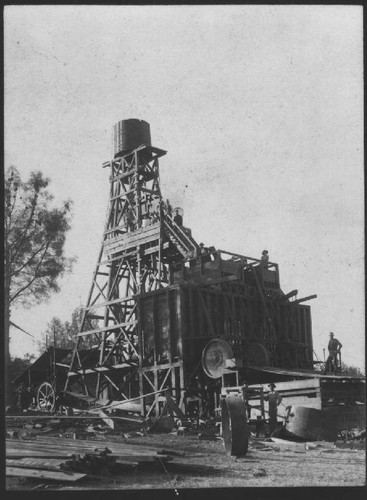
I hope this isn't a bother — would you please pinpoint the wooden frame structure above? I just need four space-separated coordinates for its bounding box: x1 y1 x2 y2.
64 121 316 417
64 139 199 415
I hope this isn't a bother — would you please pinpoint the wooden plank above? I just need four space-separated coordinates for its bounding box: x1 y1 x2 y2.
165 462 217 474
268 438 307 452
165 392 186 420
5 411 145 424
100 413 145 424
6 458 65 470
293 294 317 305
6 458 65 467
6 446 81 457
99 409 115 430
12 440 172 462
36 435 174 454
69 364 132 375
116 455 172 463
249 378 321 391
7 440 104 454
6 451 73 459
6 466 86 482
104 232 160 255
143 245 160 256
33 436 177 457
104 224 160 251
94 400 142 413
77 320 137 337
84 295 132 311
64 391 97 401
32 438 161 455
139 361 180 372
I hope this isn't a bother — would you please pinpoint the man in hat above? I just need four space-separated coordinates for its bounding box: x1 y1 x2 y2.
261 250 269 269
325 332 342 374
173 208 183 227
199 242 211 263
266 383 282 436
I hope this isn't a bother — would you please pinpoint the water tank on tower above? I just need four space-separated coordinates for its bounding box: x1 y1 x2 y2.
113 119 151 158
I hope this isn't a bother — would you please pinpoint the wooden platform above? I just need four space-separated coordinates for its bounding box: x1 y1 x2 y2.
104 223 160 256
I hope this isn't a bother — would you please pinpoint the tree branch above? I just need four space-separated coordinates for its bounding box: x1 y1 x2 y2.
10 239 51 278
10 243 51 303
8 198 38 257
5 184 20 236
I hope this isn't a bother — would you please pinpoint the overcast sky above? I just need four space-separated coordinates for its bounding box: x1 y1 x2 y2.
4 5 364 370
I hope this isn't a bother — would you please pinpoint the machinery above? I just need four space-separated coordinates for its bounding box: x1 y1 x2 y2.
11 118 364 454
60 118 318 417
220 372 366 453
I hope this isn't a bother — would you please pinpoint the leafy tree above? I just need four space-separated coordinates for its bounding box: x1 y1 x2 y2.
4 166 75 401
38 306 96 353
340 362 365 377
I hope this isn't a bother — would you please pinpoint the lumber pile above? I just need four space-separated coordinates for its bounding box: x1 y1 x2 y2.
5 435 177 484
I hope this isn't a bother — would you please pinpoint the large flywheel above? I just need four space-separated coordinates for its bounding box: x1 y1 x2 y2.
201 338 234 379
37 382 56 412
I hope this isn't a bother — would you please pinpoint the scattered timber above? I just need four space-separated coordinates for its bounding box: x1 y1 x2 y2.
6 467 86 482
35 435 185 456
5 433 179 485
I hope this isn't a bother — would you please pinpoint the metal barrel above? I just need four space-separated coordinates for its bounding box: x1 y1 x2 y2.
113 119 151 158
221 394 249 456
284 405 338 442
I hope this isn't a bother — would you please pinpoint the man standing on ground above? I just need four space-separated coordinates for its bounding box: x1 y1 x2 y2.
266 383 282 436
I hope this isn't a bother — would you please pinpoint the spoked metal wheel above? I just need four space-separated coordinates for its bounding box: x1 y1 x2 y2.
37 382 56 412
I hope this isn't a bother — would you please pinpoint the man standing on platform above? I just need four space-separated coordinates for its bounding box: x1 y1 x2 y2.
261 250 269 268
173 208 183 227
325 332 342 373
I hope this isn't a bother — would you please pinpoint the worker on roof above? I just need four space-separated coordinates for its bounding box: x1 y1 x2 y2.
199 242 211 263
199 242 209 254
261 250 269 268
324 332 342 374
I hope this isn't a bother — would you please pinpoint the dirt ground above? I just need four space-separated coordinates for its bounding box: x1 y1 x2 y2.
6 430 365 491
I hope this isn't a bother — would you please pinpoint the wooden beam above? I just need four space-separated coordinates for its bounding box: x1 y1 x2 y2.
99 409 115 430
6 458 65 470
282 289 298 300
6 467 87 482
77 320 137 337
84 296 132 311
293 294 317 304
67 363 132 376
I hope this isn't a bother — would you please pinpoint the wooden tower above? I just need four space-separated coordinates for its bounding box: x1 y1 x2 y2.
64 119 199 415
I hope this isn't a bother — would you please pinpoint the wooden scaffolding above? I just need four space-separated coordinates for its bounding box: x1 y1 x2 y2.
64 120 316 417
64 139 199 416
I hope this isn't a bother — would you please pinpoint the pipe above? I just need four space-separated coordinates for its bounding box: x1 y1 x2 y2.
293 294 317 304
